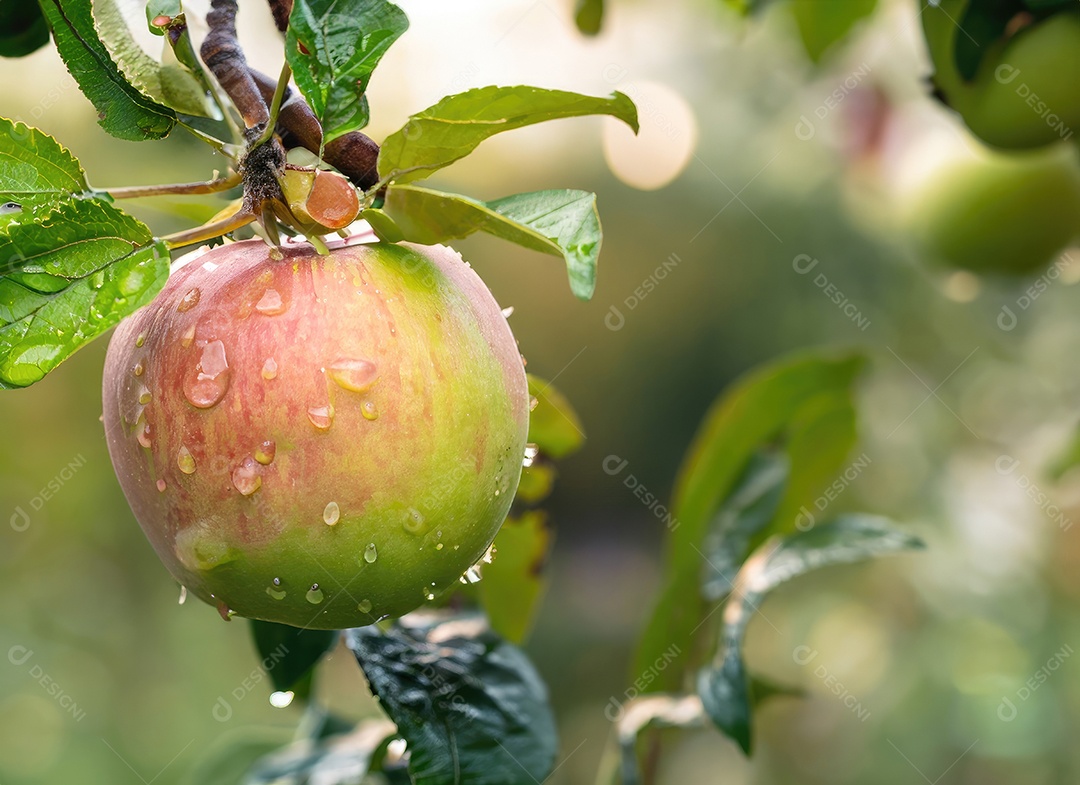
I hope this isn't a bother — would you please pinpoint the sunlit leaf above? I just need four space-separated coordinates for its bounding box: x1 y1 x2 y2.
478 511 552 643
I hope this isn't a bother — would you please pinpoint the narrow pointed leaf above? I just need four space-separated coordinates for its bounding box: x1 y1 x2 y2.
38 0 175 140
249 620 339 696
698 515 924 753
381 184 603 299
286 0 408 143
377 86 638 184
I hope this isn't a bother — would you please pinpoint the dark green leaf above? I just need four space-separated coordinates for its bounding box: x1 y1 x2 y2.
633 352 865 693
698 515 923 753
244 719 397 785
345 613 558 785
0 0 50 58
478 511 551 644
0 117 89 215
700 450 788 601
527 373 585 457
790 0 877 63
575 0 604 35
381 184 603 300
249 619 338 696
954 0 1023 81
38 0 175 140
286 0 408 143
0 198 168 387
92 0 215 118
377 86 638 185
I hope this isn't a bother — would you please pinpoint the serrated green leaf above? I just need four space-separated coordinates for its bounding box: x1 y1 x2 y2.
345 613 557 785
527 373 585 457
382 184 603 300
286 0 409 144
0 0 50 58
575 0 604 35
698 515 923 753
92 0 214 117
633 352 865 693
249 620 338 697
0 199 168 388
377 86 639 185
478 511 551 644
700 450 788 602
790 0 877 63
38 0 175 140
0 117 88 215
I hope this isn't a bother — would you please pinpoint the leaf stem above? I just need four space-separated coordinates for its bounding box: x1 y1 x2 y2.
102 171 243 200
254 61 293 148
162 210 255 250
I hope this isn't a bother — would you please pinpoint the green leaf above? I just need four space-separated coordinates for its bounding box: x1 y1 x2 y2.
38 0 175 140
381 184 603 300
377 86 639 185
515 463 556 504
249 620 338 697
0 0 50 58
0 199 169 388
790 0 877 63
345 613 558 785
286 0 409 144
633 352 865 693
0 118 89 215
92 0 214 117
244 720 397 785
697 515 923 753
478 511 551 644
527 373 586 457
145 0 182 31
575 0 604 35
700 450 788 602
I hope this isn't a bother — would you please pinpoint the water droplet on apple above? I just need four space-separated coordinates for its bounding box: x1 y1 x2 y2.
255 288 286 316
133 362 144 377
523 443 539 467
156 478 167 493
307 405 334 430
178 585 188 605
177 445 196 474
137 421 152 448
361 401 379 421
357 598 372 613
135 332 146 347
403 508 425 535
529 396 538 412
323 501 340 526
184 339 231 408
137 385 152 405
363 542 378 563
181 324 196 348
306 584 324 604
460 566 482 584
177 288 201 312
435 542 444 551
261 357 278 380
254 440 276 465
232 456 262 496
327 357 378 393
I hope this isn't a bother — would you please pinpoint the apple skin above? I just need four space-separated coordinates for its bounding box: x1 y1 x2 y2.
908 146 1080 275
102 234 529 629
924 0 1080 150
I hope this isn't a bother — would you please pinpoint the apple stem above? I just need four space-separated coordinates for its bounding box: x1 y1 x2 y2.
162 211 256 250
102 171 243 200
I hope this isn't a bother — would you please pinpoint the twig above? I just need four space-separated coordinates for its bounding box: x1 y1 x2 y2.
103 171 242 199
162 210 256 250
253 62 293 148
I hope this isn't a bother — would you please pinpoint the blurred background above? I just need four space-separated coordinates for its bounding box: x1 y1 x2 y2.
3 0 1080 782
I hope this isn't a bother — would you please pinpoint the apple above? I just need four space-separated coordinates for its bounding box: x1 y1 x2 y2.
923 0 1080 150
102 234 529 629
908 145 1080 274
